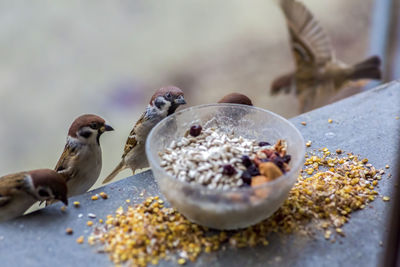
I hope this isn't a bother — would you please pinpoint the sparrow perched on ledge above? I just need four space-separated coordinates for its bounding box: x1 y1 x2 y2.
271 0 381 112
102 86 186 184
0 169 68 222
218 93 253 106
54 114 113 198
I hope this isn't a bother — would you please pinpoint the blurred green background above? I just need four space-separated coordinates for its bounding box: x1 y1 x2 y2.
0 0 378 185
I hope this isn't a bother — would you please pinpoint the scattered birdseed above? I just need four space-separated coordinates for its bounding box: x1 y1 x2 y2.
73 201 80 208
91 195 99 201
301 121 307 126
99 219 104 224
385 165 389 169
87 221 93 227
60 206 67 212
306 141 312 147
65 228 73 235
88 149 387 266
78 213 83 218
395 116 399 120
88 213 96 219
382 196 390 202
126 199 131 203
328 119 333 123
76 236 84 244
177 258 186 265
99 192 108 199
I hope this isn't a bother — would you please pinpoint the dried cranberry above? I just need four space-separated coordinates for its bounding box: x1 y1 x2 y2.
258 141 271 147
189 125 202 137
247 164 260 176
241 171 252 185
283 155 291 163
222 164 236 176
241 155 252 167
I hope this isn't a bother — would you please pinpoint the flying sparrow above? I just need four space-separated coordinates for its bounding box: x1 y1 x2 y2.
218 93 253 106
0 169 68 222
102 86 186 184
271 0 381 112
54 114 114 198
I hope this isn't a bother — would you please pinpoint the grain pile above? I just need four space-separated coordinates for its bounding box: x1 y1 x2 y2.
86 148 388 266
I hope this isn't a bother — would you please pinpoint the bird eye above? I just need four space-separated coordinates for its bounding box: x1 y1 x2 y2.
90 122 98 129
165 92 172 99
38 189 50 198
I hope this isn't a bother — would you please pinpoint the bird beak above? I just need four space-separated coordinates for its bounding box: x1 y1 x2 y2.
101 124 114 132
174 95 186 105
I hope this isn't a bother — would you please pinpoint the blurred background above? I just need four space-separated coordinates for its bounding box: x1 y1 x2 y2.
0 0 398 185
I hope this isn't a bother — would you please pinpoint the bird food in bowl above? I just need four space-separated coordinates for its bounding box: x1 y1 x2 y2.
146 104 305 230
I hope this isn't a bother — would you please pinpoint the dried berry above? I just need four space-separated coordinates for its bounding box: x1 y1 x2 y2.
241 171 252 185
273 157 284 169
241 155 252 167
258 141 271 147
189 125 202 137
282 155 291 163
222 164 236 176
247 165 260 176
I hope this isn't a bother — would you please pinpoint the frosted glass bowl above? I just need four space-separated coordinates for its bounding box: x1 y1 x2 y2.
146 104 305 230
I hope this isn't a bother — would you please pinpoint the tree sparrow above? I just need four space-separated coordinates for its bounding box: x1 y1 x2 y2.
54 114 114 198
0 169 68 222
218 93 253 106
271 0 381 112
102 86 186 184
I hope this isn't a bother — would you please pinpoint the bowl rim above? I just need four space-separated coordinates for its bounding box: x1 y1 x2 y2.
145 103 305 193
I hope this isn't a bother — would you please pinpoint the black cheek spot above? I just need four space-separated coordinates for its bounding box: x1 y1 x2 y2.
80 131 92 138
38 189 50 198
155 98 165 109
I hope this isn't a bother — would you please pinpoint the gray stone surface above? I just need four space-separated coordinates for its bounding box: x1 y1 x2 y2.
0 82 399 267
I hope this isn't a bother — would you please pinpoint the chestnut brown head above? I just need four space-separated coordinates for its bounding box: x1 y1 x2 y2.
29 169 68 205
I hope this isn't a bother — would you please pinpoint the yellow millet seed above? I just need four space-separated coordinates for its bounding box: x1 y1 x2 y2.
85 149 385 266
73 201 80 207
76 236 84 244
382 196 390 202
177 258 186 265
91 195 99 201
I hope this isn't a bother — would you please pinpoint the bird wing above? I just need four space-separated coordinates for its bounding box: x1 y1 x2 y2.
55 144 79 182
122 113 147 158
0 173 26 207
280 0 333 69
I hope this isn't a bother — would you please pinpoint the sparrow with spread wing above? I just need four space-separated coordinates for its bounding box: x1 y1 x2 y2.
271 0 381 112
54 114 114 199
0 169 68 222
102 86 186 184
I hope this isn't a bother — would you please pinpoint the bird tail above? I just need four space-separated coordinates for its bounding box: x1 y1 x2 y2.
102 161 127 184
349 56 382 80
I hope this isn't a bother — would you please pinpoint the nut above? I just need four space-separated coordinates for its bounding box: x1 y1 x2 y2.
259 162 283 181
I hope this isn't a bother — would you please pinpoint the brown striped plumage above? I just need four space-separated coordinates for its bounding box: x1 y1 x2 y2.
102 86 186 184
271 0 381 112
0 169 67 221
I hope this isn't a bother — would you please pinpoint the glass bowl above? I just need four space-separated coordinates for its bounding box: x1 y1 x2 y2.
146 104 305 230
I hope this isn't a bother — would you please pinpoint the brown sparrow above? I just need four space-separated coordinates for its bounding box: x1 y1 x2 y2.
218 93 253 106
0 169 68 222
102 86 186 184
271 0 381 112
54 114 114 198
